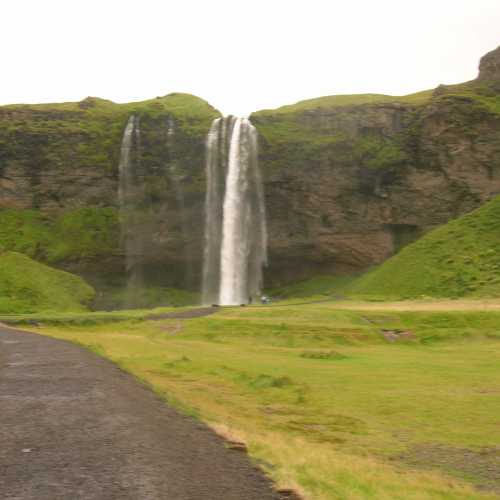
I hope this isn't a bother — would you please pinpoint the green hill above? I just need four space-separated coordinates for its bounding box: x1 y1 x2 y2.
253 90 434 116
0 251 95 313
350 195 500 299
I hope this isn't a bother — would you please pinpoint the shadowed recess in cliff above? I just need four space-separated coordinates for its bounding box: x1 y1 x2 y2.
202 117 267 305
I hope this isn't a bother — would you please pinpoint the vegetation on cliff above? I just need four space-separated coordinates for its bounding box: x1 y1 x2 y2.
0 92 218 189
0 208 120 262
0 93 218 296
251 78 500 173
0 251 95 313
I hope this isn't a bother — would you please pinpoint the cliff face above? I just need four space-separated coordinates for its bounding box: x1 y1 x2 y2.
478 45 500 81
0 48 499 296
252 46 500 283
0 94 218 292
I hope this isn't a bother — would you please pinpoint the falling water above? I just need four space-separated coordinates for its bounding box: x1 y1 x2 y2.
202 116 267 305
118 115 144 300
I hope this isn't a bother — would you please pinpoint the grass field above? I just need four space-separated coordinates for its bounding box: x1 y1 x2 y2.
22 300 500 499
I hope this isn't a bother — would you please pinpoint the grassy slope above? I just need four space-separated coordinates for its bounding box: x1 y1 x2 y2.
31 302 500 499
253 90 434 116
253 79 500 117
0 251 94 313
350 195 500 299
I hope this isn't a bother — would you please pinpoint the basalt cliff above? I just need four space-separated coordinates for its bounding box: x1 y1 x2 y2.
1 47 499 302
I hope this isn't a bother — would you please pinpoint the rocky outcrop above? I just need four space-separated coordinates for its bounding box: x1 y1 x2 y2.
478 45 500 81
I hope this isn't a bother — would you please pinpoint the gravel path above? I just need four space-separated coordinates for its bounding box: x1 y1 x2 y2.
0 325 281 500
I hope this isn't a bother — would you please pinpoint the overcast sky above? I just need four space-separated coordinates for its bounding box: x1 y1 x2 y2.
1 0 500 116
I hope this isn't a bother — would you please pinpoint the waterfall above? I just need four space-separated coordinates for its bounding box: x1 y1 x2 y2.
202 116 267 305
118 115 144 301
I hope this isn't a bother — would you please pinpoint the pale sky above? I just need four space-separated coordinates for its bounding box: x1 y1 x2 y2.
1 0 500 116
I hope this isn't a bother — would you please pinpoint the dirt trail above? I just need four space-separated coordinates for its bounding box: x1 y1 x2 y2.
0 325 282 500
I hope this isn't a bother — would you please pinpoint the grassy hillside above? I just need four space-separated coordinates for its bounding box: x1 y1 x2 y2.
31 301 500 499
253 80 500 117
350 195 500 299
0 251 95 313
253 90 434 116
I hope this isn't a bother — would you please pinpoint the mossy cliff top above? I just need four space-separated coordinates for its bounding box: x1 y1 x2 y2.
2 92 219 128
0 92 219 175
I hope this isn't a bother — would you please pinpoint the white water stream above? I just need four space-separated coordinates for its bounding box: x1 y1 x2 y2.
202 116 267 305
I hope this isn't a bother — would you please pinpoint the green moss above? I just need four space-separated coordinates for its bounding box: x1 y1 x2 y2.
354 134 407 169
251 91 430 175
349 196 500 298
0 251 94 313
0 209 52 258
137 93 220 135
0 207 120 262
433 81 500 116
252 79 500 177
49 208 120 261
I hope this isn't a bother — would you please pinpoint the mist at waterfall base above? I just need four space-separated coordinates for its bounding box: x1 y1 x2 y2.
202 117 268 306
116 114 198 309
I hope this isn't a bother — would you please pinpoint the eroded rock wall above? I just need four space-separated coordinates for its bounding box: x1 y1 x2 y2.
252 46 500 284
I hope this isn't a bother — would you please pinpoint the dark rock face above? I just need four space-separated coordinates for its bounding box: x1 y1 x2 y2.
1 51 500 294
478 46 500 81
253 76 500 285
